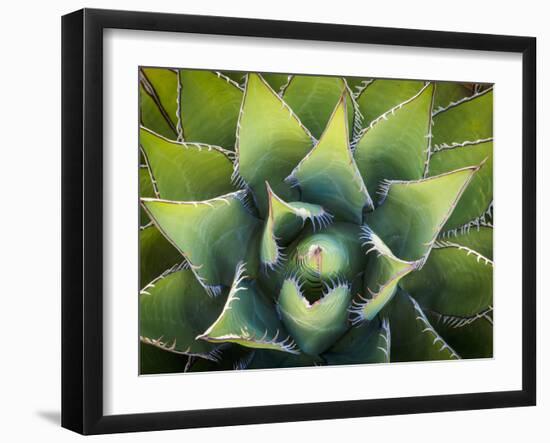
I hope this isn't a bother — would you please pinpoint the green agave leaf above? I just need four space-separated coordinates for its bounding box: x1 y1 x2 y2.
236 73 314 215
197 263 299 354
287 95 373 223
353 83 435 197
345 77 371 96
282 75 354 139
323 316 391 365
277 278 352 356
140 341 190 375
139 224 182 289
139 127 235 201
433 81 473 110
426 308 493 359
349 227 418 324
140 82 177 140
246 349 322 369
428 140 493 229
262 73 292 93
139 165 156 226
260 182 333 270
432 88 493 146
400 240 493 317
366 165 479 262
140 267 226 360
141 68 179 129
179 70 243 149
220 71 246 85
386 290 460 362
285 223 367 294
356 79 425 128
141 190 261 294
438 225 493 260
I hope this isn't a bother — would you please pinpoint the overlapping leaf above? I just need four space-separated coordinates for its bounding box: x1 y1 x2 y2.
354 83 435 197
277 278 352 356
385 290 460 362
349 227 418 324
236 74 314 215
140 268 226 359
428 139 493 229
142 191 261 293
356 79 424 127
179 70 243 149
401 240 493 317
139 127 235 201
432 88 493 146
139 224 182 288
283 75 354 139
197 264 299 353
323 317 391 365
260 182 332 270
287 95 372 223
367 166 479 261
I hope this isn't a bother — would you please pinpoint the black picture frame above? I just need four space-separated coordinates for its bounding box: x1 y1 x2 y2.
61 8 537 435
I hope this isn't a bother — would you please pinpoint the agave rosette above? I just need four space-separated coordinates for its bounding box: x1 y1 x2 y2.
139 68 493 374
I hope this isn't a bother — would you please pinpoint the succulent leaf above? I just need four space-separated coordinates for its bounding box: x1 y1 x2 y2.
277 278 352 356
260 182 332 270
140 82 177 140
139 165 156 226
141 68 179 130
323 316 391 365
140 267 226 360
349 227 419 324
197 263 299 353
179 70 243 149
139 127 235 201
354 83 435 197
428 140 493 229
433 81 474 110
262 73 292 93
345 77 371 96
139 224 182 289
282 76 354 139
426 308 493 359
140 342 190 375
386 290 460 361
287 95 373 223
284 223 367 299
432 88 493 146
400 240 492 317
141 190 261 293
356 79 424 127
438 225 493 260
367 165 479 261
236 73 314 215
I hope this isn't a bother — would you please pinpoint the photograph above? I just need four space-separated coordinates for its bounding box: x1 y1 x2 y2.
138 68 494 374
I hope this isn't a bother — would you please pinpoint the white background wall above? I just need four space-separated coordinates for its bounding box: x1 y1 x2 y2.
0 0 546 441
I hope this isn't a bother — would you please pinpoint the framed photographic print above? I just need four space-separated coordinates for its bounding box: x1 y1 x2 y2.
61 8 536 435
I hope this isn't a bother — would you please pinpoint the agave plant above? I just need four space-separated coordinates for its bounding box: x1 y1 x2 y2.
139 68 493 374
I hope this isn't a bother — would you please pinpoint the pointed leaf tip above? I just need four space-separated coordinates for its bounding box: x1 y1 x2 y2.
142 191 261 290
354 82 436 198
236 74 314 216
287 95 373 223
277 277 352 356
367 165 479 262
198 263 299 354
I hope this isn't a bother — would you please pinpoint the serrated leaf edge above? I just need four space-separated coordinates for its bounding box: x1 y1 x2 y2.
197 262 300 354
432 86 493 116
408 295 460 359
